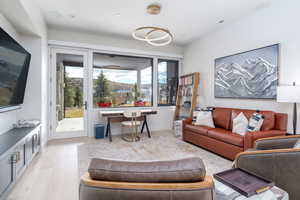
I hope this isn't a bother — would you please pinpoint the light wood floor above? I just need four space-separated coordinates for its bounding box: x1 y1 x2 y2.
8 137 93 200
7 133 231 200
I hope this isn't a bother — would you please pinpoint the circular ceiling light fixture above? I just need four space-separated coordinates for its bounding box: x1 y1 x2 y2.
132 4 173 46
147 4 161 15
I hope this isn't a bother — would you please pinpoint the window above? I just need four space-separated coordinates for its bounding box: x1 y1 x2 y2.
158 59 179 106
93 53 153 108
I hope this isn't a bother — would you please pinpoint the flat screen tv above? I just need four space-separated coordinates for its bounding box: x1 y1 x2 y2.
0 27 31 109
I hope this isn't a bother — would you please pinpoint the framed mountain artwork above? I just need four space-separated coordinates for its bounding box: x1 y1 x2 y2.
214 44 279 99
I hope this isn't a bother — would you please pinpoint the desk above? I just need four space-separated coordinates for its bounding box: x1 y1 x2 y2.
100 110 157 142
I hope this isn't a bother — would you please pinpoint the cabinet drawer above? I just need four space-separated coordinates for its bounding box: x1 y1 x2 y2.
0 154 13 196
25 138 33 163
14 143 26 178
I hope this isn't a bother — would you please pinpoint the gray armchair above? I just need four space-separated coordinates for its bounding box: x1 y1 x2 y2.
234 135 300 200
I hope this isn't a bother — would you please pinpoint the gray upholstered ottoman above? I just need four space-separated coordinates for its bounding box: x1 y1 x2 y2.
79 157 214 200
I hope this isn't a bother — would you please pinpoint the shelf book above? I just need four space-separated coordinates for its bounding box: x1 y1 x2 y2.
174 72 200 120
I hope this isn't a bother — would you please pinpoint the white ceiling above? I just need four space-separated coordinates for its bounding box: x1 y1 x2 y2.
35 0 273 45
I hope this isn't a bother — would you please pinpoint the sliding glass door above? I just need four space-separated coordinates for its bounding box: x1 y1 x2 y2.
50 48 89 138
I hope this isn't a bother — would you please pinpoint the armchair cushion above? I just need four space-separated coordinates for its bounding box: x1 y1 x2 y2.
88 157 206 183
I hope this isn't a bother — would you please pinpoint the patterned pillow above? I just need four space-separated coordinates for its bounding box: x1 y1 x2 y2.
247 112 264 132
293 140 300 149
194 111 215 128
192 111 200 123
232 112 249 136
192 107 214 124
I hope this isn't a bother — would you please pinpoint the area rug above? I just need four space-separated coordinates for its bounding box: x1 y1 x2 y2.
77 131 232 177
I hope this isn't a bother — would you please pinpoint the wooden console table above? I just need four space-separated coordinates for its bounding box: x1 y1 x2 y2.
100 110 157 142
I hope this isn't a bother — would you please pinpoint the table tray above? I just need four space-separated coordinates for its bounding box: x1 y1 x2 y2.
213 168 274 197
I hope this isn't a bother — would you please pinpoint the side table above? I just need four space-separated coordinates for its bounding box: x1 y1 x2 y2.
214 179 288 200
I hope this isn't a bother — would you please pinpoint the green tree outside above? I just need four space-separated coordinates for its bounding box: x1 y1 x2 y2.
64 73 75 107
74 86 83 107
133 83 141 102
95 71 111 103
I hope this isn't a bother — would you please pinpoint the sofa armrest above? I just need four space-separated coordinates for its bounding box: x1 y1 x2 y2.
244 130 285 150
81 173 214 190
254 135 300 150
274 113 288 131
182 117 193 128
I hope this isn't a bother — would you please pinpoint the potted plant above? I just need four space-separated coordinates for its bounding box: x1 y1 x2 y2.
95 71 112 108
97 96 112 108
133 83 145 106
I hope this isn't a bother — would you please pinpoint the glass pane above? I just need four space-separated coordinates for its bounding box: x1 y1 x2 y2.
140 67 152 106
55 53 84 133
93 53 153 108
158 59 179 106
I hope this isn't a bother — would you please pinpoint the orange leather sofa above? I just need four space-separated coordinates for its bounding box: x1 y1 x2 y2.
183 107 288 160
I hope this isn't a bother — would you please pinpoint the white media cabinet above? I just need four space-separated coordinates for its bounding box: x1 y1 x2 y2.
0 124 41 200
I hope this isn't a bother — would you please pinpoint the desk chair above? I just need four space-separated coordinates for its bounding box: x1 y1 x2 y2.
121 110 141 142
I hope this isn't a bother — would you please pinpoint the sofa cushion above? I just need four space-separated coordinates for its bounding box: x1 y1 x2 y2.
208 128 244 147
88 157 206 183
185 124 212 136
212 107 232 130
231 109 275 131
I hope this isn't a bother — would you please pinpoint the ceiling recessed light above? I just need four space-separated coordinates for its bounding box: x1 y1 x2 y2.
47 11 63 18
218 20 224 24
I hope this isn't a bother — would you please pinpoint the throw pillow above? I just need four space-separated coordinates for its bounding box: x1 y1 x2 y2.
194 111 215 128
293 140 300 149
232 112 248 136
192 111 200 124
247 112 264 132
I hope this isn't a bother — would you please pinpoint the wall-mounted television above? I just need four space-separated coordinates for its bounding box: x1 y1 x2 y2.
0 27 31 110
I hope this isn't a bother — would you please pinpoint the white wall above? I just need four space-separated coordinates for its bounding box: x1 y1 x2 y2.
0 13 20 134
18 0 48 146
0 1 48 147
48 29 183 55
18 36 42 120
183 1 300 133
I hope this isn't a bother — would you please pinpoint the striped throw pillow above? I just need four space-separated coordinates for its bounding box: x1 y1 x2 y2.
247 112 264 132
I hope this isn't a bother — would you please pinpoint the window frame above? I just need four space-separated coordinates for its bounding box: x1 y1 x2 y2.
92 52 154 108
89 50 182 110
157 59 180 107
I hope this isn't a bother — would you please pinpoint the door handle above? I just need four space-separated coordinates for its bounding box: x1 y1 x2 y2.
84 101 87 110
